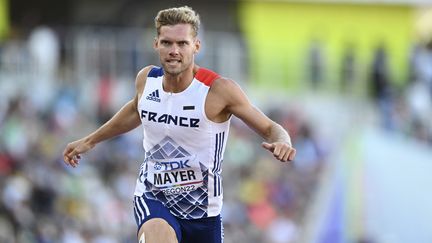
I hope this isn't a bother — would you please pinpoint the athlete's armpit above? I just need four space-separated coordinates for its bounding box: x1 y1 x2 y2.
135 65 155 102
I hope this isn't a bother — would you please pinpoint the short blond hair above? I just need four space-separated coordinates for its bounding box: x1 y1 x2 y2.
155 6 200 37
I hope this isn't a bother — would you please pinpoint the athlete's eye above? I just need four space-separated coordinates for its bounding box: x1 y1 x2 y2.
161 40 171 46
178 41 188 46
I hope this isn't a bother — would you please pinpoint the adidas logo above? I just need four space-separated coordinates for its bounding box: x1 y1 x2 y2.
146 89 161 102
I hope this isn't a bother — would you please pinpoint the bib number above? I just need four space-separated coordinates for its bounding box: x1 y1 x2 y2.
147 156 203 195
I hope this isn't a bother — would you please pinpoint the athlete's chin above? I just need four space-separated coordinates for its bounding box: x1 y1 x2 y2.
164 69 182 76
162 65 183 76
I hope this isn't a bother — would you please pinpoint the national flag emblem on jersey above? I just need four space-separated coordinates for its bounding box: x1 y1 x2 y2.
146 89 161 102
141 136 209 219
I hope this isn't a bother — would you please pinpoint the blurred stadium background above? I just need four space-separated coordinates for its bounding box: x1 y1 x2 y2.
1 0 432 242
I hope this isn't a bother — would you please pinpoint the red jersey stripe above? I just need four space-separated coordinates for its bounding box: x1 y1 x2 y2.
195 68 220 86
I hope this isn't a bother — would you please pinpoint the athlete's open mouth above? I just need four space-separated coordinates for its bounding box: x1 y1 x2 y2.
166 59 181 63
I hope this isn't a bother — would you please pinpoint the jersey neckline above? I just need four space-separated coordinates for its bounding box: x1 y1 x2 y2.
159 67 220 96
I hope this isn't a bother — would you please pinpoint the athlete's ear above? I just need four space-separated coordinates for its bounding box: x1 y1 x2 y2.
194 38 201 54
153 37 158 50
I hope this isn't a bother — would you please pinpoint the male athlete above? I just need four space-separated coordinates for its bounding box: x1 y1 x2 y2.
63 6 296 243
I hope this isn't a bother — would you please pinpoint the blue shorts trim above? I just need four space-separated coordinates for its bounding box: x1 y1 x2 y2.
133 195 223 243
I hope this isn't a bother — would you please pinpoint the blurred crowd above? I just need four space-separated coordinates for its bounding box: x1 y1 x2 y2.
306 37 432 147
368 39 432 146
0 25 328 243
1 20 432 242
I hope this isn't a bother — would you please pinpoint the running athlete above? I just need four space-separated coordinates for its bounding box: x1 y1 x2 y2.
63 6 296 243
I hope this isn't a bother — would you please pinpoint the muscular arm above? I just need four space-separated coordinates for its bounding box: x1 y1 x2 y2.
63 66 153 167
84 97 141 145
83 66 153 144
209 78 295 162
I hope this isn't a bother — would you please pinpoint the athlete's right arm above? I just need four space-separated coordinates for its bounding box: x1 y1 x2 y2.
63 65 153 167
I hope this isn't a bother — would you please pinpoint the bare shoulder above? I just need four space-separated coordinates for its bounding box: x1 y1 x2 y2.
205 77 250 122
135 65 155 94
209 77 248 106
204 77 237 122
209 77 242 99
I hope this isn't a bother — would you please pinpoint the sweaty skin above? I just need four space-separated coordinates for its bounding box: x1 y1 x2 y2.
63 24 295 168
62 22 295 243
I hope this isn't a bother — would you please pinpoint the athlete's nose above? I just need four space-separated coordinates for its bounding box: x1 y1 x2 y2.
169 44 180 56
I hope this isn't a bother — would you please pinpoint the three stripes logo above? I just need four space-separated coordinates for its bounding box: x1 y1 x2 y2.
146 89 161 102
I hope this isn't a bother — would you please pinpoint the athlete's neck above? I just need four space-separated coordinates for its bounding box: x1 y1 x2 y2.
163 64 200 93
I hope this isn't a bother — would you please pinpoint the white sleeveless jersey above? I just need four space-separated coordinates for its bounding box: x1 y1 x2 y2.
134 67 231 219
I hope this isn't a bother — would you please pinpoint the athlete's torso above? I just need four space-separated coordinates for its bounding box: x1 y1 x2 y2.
134 66 230 219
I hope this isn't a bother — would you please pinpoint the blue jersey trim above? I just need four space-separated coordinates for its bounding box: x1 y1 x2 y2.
148 67 164 78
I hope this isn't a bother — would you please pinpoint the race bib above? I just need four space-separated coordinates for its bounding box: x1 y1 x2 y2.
147 155 204 195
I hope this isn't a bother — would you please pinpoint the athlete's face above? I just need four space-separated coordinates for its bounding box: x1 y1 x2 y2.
154 24 200 76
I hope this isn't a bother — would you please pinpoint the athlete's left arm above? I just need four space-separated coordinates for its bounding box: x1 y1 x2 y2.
213 78 296 162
